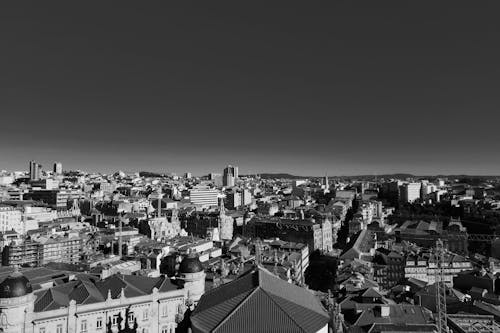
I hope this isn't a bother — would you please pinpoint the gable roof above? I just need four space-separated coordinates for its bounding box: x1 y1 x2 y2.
34 273 179 312
191 267 329 333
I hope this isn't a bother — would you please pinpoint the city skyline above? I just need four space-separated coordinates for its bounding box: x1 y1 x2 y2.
1 2 499 175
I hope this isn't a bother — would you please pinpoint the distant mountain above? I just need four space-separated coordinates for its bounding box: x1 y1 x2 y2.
242 173 500 181
244 173 310 180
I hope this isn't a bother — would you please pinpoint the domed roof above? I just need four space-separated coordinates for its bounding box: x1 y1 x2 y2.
179 252 204 274
0 269 32 298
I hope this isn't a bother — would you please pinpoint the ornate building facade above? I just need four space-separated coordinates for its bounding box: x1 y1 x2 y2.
0 253 206 333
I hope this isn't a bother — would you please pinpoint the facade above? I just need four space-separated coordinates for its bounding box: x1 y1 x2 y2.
405 252 472 286
400 182 421 203
189 187 218 207
148 210 181 241
25 190 83 210
248 217 333 252
2 237 83 267
0 207 22 234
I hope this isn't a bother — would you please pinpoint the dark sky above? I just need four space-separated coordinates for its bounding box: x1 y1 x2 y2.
1 1 499 176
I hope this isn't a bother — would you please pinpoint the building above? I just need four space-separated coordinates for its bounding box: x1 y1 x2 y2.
400 182 421 203
0 265 200 333
1 236 83 267
217 199 234 241
37 236 83 266
25 189 83 210
222 165 238 187
226 190 242 209
29 160 42 181
53 162 62 175
0 206 22 234
190 266 330 333
405 251 472 286
189 187 219 207
247 216 333 252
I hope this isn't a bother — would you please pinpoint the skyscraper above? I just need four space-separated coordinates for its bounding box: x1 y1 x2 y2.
29 160 42 181
53 162 62 175
223 165 238 187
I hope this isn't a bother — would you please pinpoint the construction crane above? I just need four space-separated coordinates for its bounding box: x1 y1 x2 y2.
434 239 449 333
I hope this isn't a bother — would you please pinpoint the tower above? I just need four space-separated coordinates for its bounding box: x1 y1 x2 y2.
29 160 41 181
53 161 62 175
0 267 36 333
178 251 206 303
223 165 238 187
218 197 233 241
157 186 163 218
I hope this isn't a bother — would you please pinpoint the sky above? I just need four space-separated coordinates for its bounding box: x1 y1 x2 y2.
1 1 499 176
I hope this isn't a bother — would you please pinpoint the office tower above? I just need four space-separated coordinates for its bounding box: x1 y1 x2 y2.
223 165 238 187
53 162 62 175
29 160 42 181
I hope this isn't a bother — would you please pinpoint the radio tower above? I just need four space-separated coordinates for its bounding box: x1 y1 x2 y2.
435 239 448 333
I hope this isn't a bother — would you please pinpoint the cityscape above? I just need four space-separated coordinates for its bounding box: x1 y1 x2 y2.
2 1 500 333
0 162 499 332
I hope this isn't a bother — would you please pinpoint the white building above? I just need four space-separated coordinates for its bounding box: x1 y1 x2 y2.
189 187 218 207
0 254 206 333
400 182 422 203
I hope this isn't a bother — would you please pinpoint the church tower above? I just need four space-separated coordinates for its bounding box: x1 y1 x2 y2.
0 267 36 333
218 198 233 241
178 251 206 303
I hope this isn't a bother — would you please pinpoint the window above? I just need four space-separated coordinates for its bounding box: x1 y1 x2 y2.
112 315 119 326
142 329 149 333
161 327 168 333
40 328 46 333
96 318 103 329
128 312 135 325
81 320 87 332
56 325 63 333
162 305 168 317
143 309 148 320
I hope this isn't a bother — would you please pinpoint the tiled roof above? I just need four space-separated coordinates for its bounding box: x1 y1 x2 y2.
33 273 179 312
191 267 329 333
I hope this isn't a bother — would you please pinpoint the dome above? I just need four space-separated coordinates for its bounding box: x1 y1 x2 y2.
179 252 204 274
0 269 32 298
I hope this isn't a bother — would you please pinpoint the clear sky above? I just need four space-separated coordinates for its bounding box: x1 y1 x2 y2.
1 1 499 176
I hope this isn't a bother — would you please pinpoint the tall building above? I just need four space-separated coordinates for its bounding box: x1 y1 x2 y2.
53 162 62 175
29 160 42 181
222 165 238 187
400 182 422 203
189 187 219 207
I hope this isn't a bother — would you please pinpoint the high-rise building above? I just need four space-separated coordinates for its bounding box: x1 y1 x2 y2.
53 161 62 175
29 160 42 181
400 182 422 203
223 165 238 187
